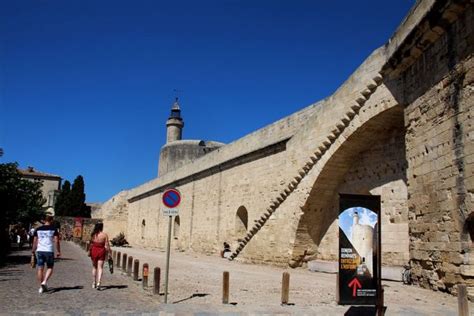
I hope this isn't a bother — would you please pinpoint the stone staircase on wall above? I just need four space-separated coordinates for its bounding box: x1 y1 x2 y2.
229 73 384 261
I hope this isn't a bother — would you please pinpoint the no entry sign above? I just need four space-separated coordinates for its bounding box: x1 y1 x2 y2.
162 189 181 209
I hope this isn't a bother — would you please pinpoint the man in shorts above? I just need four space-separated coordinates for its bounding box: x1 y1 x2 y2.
31 215 61 293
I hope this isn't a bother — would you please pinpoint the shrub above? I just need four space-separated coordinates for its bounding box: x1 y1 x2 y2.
111 232 129 247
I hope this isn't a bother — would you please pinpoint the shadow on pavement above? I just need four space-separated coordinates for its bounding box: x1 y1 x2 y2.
55 257 75 261
173 293 209 304
344 306 386 316
0 278 20 282
0 269 23 275
4 254 31 266
98 285 128 291
48 286 84 293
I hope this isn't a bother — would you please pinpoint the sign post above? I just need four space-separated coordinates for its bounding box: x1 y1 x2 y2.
338 194 382 312
162 188 181 304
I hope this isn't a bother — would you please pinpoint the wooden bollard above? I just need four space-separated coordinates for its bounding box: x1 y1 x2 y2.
122 253 128 271
222 271 229 304
153 267 161 295
133 259 139 281
281 272 290 305
142 263 149 288
127 256 133 276
116 251 121 268
458 284 469 316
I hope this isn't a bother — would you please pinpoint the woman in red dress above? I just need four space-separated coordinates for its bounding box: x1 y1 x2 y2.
89 223 110 290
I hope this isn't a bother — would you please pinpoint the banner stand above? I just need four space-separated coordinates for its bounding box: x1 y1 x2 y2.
338 194 383 314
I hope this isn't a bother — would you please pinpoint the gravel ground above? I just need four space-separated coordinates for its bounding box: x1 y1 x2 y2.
114 245 473 315
0 241 472 315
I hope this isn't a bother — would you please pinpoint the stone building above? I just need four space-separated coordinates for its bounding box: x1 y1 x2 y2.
97 0 473 296
18 166 62 215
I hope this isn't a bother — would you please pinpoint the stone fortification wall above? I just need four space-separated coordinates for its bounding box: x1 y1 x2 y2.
97 0 473 297
92 190 129 239
123 97 327 256
393 4 474 294
104 9 404 266
128 138 294 256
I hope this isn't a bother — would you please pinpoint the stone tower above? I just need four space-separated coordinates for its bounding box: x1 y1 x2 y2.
158 98 225 176
166 98 184 143
351 212 374 275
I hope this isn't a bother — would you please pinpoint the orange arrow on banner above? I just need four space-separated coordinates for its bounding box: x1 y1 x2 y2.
348 277 362 297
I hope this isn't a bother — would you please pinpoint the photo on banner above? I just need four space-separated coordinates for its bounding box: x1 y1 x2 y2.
338 194 380 306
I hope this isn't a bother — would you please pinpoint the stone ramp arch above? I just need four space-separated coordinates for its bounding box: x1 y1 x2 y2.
289 104 406 267
228 71 406 261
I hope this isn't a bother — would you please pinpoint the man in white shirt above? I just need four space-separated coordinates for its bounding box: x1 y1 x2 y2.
31 215 61 294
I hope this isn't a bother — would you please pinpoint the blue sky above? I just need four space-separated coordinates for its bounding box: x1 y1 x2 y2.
0 1 414 203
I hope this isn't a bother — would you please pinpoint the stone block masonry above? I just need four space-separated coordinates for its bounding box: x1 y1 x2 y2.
396 2 474 294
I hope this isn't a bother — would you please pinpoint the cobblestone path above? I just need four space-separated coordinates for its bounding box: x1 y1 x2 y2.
0 242 160 315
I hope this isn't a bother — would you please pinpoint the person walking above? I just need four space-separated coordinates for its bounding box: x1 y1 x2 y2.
31 215 61 294
89 223 111 290
28 227 35 248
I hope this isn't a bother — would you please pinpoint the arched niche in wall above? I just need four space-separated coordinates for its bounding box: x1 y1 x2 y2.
235 206 248 237
141 219 146 239
174 216 180 239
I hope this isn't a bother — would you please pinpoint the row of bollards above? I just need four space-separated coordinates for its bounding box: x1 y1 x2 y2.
222 270 290 305
80 244 292 305
74 240 294 306
110 250 292 305
110 250 162 296
79 243 306 307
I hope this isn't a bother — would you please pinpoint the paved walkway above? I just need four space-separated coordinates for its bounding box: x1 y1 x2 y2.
0 242 472 315
0 242 160 315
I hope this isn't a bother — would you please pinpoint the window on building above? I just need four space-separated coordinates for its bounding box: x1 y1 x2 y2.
174 216 180 239
235 206 248 237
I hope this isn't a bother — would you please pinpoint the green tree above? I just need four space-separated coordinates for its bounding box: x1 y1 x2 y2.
55 175 90 218
54 180 71 216
0 162 45 224
0 162 45 260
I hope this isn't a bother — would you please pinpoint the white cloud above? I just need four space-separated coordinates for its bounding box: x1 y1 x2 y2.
357 207 377 228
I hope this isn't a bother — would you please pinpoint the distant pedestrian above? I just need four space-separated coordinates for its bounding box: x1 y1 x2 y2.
89 222 111 290
31 215 61 294
221 242 231 258
17 228 27 250
16 233 22 249
28 227 35 248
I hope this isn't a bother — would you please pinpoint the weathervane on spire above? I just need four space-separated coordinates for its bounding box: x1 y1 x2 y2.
173 89 182 103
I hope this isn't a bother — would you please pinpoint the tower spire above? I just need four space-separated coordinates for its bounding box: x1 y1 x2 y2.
166 97 184 143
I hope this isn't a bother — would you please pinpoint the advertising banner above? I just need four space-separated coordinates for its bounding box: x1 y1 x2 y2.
73 217 83 238
338 194 381 305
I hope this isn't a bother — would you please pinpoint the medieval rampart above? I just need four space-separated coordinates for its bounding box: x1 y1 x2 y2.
97 0 473 296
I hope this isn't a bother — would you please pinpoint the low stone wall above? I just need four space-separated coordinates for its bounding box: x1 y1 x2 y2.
55 216 102 241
